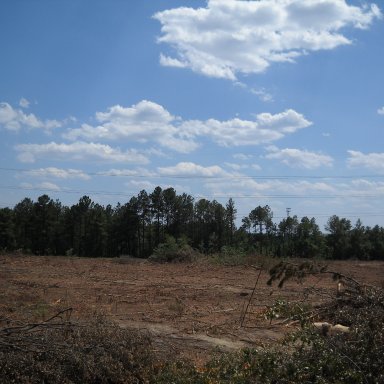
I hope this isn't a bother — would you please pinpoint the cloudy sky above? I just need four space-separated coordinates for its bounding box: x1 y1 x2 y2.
1 0 384 228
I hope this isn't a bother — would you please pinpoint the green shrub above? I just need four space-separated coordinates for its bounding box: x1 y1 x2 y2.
149 235 198 263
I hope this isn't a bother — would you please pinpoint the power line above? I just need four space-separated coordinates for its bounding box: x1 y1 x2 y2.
0 166 384 180
2 188 383 220
0 184 383 200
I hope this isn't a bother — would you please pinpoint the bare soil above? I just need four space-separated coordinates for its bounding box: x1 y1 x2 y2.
1 254 383 364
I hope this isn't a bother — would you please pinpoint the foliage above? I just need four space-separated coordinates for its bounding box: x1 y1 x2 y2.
207 246 249 266
1 190 384 260
264 298 311 326
149 235 198 263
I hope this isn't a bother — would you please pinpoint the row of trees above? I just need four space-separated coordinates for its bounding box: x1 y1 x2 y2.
0 187 383 260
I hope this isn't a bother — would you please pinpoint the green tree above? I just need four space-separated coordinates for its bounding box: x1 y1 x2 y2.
13 197 34 252
210 200 226 252
111 200 140 257
325 215 352 259
162 188 177 233
278 215 299 257
150 186 164 246
248 205 273 253
367 225 384 260
225 198 237 245
194 198 212 252
137 190 152 257
350 219 372 260
295 216 325 258
70 196 108 257
241 216 252 234
0 207 15 250
30 195 64 255
249 205 273 235
173 192 194 239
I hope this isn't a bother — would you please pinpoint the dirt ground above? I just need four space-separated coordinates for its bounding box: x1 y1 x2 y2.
1 254 383 364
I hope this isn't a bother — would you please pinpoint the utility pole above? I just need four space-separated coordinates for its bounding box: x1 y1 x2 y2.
286 208 291 218
286 208 292 257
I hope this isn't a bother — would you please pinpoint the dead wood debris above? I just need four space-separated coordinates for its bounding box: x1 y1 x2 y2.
0 307 74 353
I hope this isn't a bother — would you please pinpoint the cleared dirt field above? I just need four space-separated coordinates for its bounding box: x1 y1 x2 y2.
1 254 383 364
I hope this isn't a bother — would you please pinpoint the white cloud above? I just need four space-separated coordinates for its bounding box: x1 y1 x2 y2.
225 162 249 171
39 182 61 191
347 150 384 173
98 168 155 177
158 162 230 177
159 53 188 68
64 101 312 150
251 164 262 171
64 100 199 154
207 108 310 146
19 98 30 108
126 180 158 191
22 167 91 180
378 106 384 115
202 175 337 203
20 181 61 192
181 109 312 146
250 88 274 102
15 141 149 164
233 153 253 160
154 0 381 80
265 147 334 168
0 102 62 131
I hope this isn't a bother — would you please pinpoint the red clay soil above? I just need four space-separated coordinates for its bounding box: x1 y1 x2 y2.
1 254 383 364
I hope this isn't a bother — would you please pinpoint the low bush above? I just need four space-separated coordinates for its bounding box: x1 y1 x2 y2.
148 235 199 263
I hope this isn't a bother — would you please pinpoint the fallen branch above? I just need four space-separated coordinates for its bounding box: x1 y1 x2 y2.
241 266 263 327
0 307 74 353
1 307 73 335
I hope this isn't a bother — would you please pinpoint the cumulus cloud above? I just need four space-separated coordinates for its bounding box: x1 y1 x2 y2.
0 102 62 131
22 167 91 180
181 109 312 147
378 106 384 115
347 150 384 173
64 100 199 153
265 146 334 168
158 162 230 177
15 141 149 164
64 101 312 151
154 0 381 79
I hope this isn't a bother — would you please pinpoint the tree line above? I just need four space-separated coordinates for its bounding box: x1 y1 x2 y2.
0 187 383 260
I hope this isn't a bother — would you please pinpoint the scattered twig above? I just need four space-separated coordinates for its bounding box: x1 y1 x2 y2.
0 307 74 353
1 307 73 335
241 265 263 327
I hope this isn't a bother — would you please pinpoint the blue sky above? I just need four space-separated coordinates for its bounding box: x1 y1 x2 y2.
1 0 384 229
